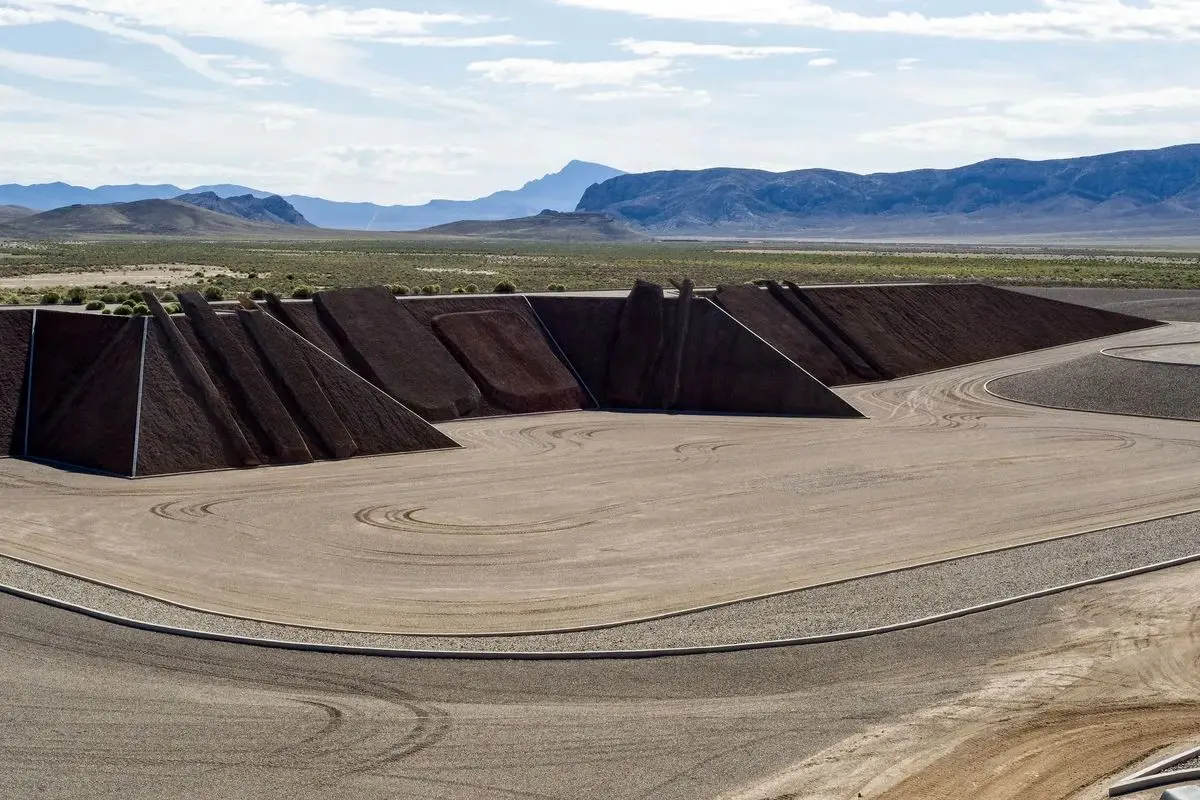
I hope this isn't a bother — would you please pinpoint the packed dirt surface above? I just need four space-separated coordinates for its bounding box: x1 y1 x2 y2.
0 264 241 289
2 322 1200 633
6 549 1200 798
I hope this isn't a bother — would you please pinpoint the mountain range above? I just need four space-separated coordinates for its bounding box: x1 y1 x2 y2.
577 144 1200 237
0 199 299 236
0 160 624 231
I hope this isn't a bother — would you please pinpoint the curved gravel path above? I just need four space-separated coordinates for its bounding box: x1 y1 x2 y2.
3 508 1199 653
988 353 1200 422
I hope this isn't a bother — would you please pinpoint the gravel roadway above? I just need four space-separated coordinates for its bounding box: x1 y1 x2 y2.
2 322 1200 635
1015 287 1200 322
7 557 1200 799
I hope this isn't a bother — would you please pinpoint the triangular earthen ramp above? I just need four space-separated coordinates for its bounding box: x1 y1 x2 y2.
530 284 862 417
134 300 456 476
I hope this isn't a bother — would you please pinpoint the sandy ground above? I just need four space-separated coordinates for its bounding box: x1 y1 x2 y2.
6 551 1200 798
0 264 241 289
2 322 1200 634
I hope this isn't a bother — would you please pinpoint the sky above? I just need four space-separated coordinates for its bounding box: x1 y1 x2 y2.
0 0 1198 204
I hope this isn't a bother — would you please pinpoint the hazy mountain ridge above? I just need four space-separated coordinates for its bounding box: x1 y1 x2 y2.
0 199 296 237
175 192 314 227
576 144 1200 235
0 161 625 231
419 210 646 241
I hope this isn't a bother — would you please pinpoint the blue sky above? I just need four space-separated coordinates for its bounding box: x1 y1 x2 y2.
0 0 1197 203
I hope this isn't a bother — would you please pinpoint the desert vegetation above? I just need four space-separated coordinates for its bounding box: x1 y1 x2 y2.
0 238 1195 304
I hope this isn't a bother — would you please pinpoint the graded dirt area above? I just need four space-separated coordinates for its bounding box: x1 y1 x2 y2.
5 546 1200 799
0 264 242 289
2 321 1200 634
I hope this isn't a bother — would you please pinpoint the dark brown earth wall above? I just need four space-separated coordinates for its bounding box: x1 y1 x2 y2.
0 310 32 455
432 310 587 414
525 296 625 403
25 312 142 475
313 286 481 421
178 292 311 464
713 284 852 386
606 280 666 407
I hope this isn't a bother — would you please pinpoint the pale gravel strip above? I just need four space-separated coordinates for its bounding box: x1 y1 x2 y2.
2 511 1199 653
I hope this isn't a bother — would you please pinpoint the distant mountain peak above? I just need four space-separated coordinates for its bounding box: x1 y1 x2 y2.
175 191 314 228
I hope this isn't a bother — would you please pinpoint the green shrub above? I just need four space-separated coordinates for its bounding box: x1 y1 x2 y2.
40 291 60 305
202 286 224 301
132 303 151 316
420 284 440 295
546 283 567 292
451 286 466 294
291 285 313 299
160 292 176 302
1 294 20 305
126 291 142 302
392 285 411 296
250 287 267 300
66 287 87 304
493 280 516 294
101 308 112 315
85 300 105 311
465 283 479 293
122 298 138 307
284 273 295 281
247 272 258 279
112 304 133 316
99 293 118 304
166 303 183 315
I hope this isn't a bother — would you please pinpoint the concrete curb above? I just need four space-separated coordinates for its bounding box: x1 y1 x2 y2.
1110 744 1200 796
4 547 1200 660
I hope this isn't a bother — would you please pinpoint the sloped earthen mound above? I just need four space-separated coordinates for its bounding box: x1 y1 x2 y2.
432 310 587 414
793 283 1159 382
714 283 855 386
313 286 481 421
531 282 861 417
135 297 455 476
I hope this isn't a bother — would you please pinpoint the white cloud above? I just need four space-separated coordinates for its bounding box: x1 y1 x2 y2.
808 57 837 67
554 0 1200 42
316 144 479 180
0 47 126 85
581 83 712 106
468 57 676 89
378 35 553 47
616 39 822 60
897 57 921 70
860 86 1200 150
842 70 875 79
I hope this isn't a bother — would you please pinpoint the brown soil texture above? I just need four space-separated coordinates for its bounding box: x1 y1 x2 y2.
244 309 454 457
295 339 457 456
313 286 481 421
135 319 257 476
25 313 142 475
526 296 625 402
239 309 356 460
432 310 587 413
606 279 666 407
0 310 32 455
405 295 592 415
795 283 1160 382
264 295 348 364
177 292 311 464
778 281 884 381
714 284 852 385
659 299 861 416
